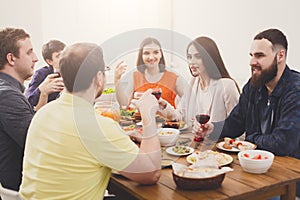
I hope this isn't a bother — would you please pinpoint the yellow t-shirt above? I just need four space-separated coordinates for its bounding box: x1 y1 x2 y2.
20 93 139 200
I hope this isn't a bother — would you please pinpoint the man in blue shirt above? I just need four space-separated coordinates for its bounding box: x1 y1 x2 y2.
193 28 300 197
26 40 65 111
0 27 37 191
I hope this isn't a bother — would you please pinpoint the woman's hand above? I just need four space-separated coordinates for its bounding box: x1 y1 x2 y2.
192 119 214 138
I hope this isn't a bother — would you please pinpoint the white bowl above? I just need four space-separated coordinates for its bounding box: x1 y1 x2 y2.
238 149 274 174
157 128 180 147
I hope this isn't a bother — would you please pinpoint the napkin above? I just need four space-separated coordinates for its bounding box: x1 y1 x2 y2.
172 162 233 179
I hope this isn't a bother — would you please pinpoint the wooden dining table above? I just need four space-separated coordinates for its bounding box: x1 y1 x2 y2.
108 130 300 200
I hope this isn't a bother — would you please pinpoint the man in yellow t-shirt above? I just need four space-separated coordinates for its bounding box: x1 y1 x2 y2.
20 43 161 199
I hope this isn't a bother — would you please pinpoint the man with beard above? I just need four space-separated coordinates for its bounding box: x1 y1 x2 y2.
20 43 161 199
193 28 300 197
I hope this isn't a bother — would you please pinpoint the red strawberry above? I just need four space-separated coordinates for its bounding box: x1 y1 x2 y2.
243 153 250 158
252 154 262 159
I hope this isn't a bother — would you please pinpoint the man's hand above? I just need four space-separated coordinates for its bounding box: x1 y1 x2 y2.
131 89 158 128
38 73 64 96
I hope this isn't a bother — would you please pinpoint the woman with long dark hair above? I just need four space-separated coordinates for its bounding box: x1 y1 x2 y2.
159 36 240 125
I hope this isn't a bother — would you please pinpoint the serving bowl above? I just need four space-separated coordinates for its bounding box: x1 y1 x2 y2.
172 171 225 190
238 149 274 174
157 128 180 146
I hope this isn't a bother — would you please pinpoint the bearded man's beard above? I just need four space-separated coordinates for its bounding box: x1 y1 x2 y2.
250 56 278 87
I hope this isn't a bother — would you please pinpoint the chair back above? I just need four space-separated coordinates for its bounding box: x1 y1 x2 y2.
0 183 22 200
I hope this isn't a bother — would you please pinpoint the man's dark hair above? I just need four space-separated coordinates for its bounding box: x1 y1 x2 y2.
0 27 30 68
42 40 66 63
254 28 288 52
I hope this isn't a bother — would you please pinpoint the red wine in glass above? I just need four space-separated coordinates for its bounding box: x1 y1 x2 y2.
151 88 162 100
196 114 210 124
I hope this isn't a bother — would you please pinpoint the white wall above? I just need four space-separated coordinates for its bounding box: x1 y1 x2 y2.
172 0 300 86
1 0 299 88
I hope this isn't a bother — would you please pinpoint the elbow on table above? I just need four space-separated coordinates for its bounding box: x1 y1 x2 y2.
138 169 161 185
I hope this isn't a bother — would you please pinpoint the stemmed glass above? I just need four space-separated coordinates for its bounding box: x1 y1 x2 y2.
151 88 162 100
193 114 210 149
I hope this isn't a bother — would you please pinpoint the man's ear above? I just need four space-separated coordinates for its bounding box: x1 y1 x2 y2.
6 53 15 65
277 49 286 62
46 58 53 66
95 71 104 87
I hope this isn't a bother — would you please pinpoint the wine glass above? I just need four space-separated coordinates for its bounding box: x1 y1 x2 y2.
194 114 211 149
195 114 210 124
151 88 162 100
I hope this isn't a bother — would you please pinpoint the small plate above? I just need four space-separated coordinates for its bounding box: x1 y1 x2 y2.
216 141 257 152
166 146 194 156
186 151 233 166
161 158 174 168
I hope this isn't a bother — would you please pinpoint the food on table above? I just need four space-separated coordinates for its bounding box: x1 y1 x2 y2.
237 144 249 151
133 112 141 121
242 153 269 160
172 146 191 154
102 87 115 94
162 121 180 129
159 131 175 135
224 137 235 145
222 143 232 150
122 124 136 132
187 151 233 166
96 109 120 122
120 107 135 116
223 137 251 150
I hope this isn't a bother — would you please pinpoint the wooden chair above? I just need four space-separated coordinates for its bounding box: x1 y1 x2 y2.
0 183 22 200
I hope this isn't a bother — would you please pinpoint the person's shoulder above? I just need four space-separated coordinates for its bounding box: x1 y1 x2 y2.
35 65 51 73
289 68 300 82
283 67 300 90
217 78 237 88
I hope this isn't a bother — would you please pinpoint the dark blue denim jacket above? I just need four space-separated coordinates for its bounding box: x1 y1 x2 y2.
219 66 300 196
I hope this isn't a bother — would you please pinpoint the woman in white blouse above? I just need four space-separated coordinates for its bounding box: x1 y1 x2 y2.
159 36 240 126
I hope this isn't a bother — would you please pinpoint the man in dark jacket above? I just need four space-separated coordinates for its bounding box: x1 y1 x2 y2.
0 27 37 190
193 28 300 197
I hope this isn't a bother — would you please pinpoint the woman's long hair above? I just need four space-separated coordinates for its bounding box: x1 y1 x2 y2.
187 36 240 93
136 37 166 73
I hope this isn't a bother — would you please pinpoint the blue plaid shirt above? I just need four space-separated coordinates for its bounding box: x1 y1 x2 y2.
221 65 300 157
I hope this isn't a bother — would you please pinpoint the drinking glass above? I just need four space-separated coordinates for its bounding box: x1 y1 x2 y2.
151 88 162 100
194 114 211 149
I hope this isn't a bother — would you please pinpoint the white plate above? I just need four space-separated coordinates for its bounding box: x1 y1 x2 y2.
166 146 194 156
186 151 233 166
216 141 257 152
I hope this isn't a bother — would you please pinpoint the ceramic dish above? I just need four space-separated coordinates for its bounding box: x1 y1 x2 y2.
186 151 233 166
216 141 256 152
166 146 194 156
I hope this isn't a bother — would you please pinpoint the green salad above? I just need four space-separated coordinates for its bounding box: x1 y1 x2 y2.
102 88 115 94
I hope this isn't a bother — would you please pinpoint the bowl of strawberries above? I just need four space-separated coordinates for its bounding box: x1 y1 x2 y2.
238 149 274 174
